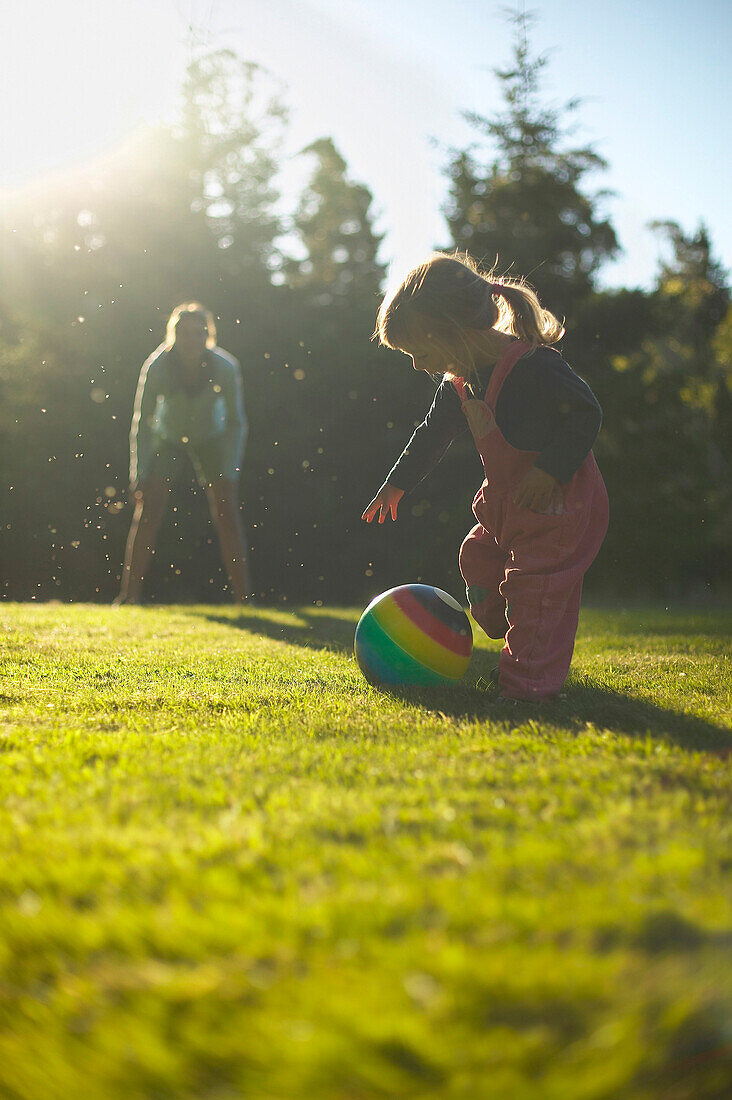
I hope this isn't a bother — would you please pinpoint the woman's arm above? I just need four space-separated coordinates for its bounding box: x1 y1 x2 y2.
129 350 164 487
216 353 247 480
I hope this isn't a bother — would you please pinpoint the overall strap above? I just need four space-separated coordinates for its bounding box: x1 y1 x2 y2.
448 371 499 450
484 340 530 408
449 374 471 406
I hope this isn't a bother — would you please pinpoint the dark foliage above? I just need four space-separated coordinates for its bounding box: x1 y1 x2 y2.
1 30 729 605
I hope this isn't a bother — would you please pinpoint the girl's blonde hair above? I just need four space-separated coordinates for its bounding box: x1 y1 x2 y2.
373 252 564 377
165 302 217 350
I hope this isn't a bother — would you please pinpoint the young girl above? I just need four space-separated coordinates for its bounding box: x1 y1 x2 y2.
116 303 251 604
362 252 609 701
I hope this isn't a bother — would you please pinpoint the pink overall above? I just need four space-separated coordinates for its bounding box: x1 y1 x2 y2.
455 341 609 700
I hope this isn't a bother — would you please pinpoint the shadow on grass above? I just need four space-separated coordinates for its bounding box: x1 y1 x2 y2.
191 607 732 754
376 680 732 753
199 607 358 653
547 682 731 753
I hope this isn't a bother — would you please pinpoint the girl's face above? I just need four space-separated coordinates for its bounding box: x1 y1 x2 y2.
406 327 510 377
403 337 454 375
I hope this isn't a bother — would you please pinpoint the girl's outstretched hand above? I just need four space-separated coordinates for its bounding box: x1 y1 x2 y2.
362 483 405 524
514 467 564 514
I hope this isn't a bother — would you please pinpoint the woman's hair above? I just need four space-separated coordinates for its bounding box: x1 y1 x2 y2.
165 302 217 349
373 251 564 376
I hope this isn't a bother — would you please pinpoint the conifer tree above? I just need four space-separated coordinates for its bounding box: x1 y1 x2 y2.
284 137 384 306
178 49 288 275
646 220 729 467
443 10 617 312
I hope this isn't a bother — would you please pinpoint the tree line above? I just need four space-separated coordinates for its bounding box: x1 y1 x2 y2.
1 21 730 604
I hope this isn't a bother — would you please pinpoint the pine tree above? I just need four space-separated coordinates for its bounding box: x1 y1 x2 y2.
652 221 730 569
178 49 288 275
648 220 729 461
442 10 617 313
284 137 385 306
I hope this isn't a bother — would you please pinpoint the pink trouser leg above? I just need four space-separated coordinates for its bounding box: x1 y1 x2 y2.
498 565 584 700
459 524 509 640
496 478 608 699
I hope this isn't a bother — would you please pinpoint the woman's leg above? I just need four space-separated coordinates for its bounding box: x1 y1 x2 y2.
205 478 251 602
116 477 170 604
459 523 510 639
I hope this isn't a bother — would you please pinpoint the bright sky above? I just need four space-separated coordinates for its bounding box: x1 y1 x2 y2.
4 0 730 292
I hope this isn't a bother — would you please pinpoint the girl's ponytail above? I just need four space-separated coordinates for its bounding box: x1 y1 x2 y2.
373 251 564 370
489 278 565 346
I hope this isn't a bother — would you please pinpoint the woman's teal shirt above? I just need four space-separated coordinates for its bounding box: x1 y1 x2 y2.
129 344 247 484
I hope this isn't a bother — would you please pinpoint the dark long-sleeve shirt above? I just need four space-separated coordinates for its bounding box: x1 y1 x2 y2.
386 346 602 491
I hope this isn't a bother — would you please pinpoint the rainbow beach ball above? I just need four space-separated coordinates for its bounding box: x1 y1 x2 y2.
354 584 473 687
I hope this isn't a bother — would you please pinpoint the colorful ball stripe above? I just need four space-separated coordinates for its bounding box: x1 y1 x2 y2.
354 584 473 687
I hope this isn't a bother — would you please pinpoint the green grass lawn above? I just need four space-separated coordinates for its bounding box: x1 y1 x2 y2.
0 602 730 1100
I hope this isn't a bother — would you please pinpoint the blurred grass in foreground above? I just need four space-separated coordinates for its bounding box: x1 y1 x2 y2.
0 603 730 1099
